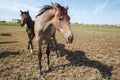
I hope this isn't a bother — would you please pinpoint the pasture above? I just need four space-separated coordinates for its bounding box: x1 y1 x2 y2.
0 23 120 80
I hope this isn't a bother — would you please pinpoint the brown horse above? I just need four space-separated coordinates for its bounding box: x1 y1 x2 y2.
35 3 73 75
20 10 35 53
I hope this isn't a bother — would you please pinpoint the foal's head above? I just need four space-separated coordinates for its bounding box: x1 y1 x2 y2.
51 3 73 43
20 10 30 27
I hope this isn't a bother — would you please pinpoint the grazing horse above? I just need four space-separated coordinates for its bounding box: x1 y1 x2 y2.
35 3 73 75
20 10 35 53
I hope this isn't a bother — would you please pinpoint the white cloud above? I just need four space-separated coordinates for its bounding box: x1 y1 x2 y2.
0 0 39 21
94 0 109 15
0 0 39 12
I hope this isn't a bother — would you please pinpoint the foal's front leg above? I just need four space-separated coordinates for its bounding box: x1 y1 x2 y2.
52 33 57 50
29 34 35 53
28 33 35 53
38 39 42 74
46 41 50 71
27 33 31 51
52 34 61 58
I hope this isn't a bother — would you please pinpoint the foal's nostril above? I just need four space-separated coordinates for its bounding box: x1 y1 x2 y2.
68 36 73 43
20 22 24 27
20 23 23 27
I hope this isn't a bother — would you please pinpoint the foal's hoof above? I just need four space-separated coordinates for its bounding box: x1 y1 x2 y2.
46 67 51 72
28 49 33 53
56 50 61 58
38 72 43 78
30 49 33 53
38 72 47 78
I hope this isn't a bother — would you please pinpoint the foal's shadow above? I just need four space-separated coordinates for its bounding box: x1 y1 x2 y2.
52 43 113 79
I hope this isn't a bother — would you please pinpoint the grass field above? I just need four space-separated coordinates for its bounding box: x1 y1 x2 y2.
0 23 120 80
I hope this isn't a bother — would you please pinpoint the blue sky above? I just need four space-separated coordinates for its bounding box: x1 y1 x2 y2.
0 0 120 24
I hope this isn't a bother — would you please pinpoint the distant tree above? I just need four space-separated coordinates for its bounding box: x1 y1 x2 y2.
0 21 6 23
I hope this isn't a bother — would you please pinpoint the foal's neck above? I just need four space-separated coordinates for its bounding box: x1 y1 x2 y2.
26 16 34 28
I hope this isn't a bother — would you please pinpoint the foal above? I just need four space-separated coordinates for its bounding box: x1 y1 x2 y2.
20 10 35 53
35 3 73 75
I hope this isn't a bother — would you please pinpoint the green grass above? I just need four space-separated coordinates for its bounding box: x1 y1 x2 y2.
0 22 20 27
0 23 120 80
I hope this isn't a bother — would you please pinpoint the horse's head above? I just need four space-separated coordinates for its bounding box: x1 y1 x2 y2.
20 10 29 27
51 3 73 43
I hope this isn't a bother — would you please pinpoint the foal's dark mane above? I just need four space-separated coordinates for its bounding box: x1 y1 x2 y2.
24 12 32 21
36 3 66 17
36 5 52 17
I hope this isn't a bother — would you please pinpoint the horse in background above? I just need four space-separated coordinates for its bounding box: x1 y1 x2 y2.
35 2 73 75
20 10 35 53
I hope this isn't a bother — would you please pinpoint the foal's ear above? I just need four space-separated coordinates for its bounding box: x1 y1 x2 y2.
51 2 54 5
64 6 69 14
51 2 58 11
27 10 29 14
66 6 69 10
20 10 23 13
64 6 68 14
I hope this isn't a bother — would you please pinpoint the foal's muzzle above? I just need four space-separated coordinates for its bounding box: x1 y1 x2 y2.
20 22 24 27
20 24 23 27
67 35 73 43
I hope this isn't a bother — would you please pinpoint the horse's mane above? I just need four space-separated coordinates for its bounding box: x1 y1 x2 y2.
36 3 65 17
36 5 52 17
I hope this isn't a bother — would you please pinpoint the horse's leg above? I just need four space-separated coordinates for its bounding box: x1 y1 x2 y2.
52 33 61 58
31 33 35 49
27 33 31 51
52 32 57 50
46 39 50 71
38 38 42 74
29 33 35 53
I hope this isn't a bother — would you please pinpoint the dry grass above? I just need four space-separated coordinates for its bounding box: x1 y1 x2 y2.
0 23 120 80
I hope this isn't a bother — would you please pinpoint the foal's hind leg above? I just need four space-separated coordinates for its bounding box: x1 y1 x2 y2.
28 33 34 53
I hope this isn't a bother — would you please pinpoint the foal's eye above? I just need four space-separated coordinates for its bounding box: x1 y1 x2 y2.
59 17 64 21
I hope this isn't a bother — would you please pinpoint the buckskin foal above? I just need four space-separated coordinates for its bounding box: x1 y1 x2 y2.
35 3 73 75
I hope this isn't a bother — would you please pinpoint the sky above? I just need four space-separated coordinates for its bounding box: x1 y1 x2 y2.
0 0 120 24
